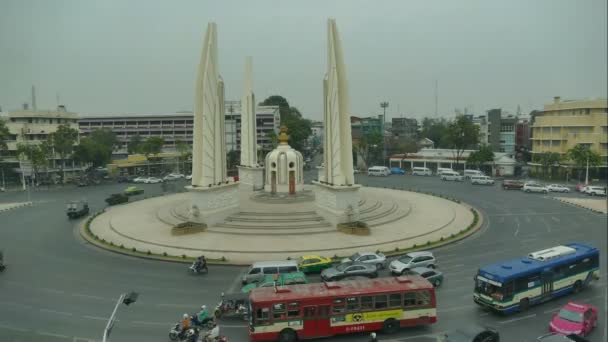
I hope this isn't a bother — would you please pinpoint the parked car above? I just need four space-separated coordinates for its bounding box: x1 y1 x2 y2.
144 177 163 184
523 182 549 194
537 333 590 342
547 184 571 193
105 193 129 206
297 255 333 273
320 261 378 281
133 176 147 183
471 175 495 185
549 302 598 337
404 267 443 287
442 326 500 342
66 200 89 219
241 272 307 293
441 171 464 182
185 174 193 180
575 184 589 192
502 179 524 190
116 175 134 183
437 168 454 176
163 173 185 181
341 252 386 269
124 186 144 196
582 186 606 196
390 167 405 175
389 251 436 275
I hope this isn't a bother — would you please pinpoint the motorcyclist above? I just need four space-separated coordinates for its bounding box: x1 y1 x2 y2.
205 322 219 342
0 250 4 271
197 305 211 325
178 313 191 339
200 255 208 271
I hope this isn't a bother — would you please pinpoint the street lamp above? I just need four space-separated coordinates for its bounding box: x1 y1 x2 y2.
380 102 389 166
102 291 138 342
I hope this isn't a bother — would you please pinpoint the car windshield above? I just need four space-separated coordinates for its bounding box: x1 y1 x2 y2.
398 256 413 263
349 253 360 261
474 278 504 297
558 308 583 323
335 263 350 271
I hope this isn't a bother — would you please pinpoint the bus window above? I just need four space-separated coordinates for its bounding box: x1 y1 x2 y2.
361 296 373 310
332 298 345 314
416 291 431 306
388 293 402 308
404 293 416 306
256 307 270 325
287 302 301 318
374 295 388 309
346 297 360 311
273 303 286 320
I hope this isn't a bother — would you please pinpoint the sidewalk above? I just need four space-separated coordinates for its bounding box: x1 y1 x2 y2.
553 197 607 214
0 202 33 212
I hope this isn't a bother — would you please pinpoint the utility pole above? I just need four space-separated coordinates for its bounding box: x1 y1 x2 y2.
380 101 389 166
434 79 438 117
585 155 589 185
103 292 138 342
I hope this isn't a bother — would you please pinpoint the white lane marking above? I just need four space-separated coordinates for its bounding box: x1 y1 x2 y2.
40 287 66 295
398 331 447 340
479 312 490 317
499 313 536 324
0 300 34 310
72 293 111 301
37 331 71 339
83 315 111 321
156 303 194 309
551 216 560 222
525 216 531 223
492 212 580 216
438 304 474 313
543 307 561 314
40 308 73 316
0 322 28 332
131 320 167 326
514 216 520 237
522 238 538 244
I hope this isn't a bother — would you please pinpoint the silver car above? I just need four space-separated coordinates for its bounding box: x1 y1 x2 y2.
404 267 444 287
389 251 436 275
321 261 378 281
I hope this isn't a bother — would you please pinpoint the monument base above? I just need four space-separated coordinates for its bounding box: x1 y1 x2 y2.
312 181 361 226
186 182 239 226
237 165 264 191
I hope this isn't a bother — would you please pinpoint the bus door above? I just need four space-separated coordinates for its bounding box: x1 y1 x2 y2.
302 305 332 338
540 270 554 302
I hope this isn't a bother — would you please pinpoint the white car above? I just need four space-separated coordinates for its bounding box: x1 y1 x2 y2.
341 252 387 269
389 251 436 275
133 177 147 183
583 186 606 196
163 173 185 181
441 171 464 182
144 177 163 184
185 174 192 180
523 183 548 193
470 175 495 185
547 184 570 193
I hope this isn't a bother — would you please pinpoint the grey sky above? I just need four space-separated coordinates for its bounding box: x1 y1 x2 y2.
1 0 606 121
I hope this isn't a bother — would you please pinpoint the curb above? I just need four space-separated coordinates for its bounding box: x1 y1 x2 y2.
0 202 33 213
80 189 484 265
552 197 607 215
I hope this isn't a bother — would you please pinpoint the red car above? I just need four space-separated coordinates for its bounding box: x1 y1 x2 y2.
502 179 524 190
575 184 589 192
549 302 598 337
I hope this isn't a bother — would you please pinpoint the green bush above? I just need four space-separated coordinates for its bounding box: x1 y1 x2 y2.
163 252 168 257
182 254 186 259
394 247 399 252
426 240 431 246
440 237 444 241
132 247 136 252
221 256 227 261
147 250 151 255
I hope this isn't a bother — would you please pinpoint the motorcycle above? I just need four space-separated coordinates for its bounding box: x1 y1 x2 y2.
169 323 180 341
214 292 249 320
169 316 214 341
0 250 5 272
189 261 208 274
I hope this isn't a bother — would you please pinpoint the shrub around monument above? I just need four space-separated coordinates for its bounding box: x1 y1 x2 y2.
337 221 370 236
171 221 207 235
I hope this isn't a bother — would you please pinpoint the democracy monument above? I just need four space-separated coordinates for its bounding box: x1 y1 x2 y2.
87 19 476 264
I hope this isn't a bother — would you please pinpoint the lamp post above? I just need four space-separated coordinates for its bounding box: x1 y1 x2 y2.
102 291 138 342
585 155 589 185
380 101 389 166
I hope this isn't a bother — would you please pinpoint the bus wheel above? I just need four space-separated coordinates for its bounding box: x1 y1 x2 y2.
278 329 297 342
573 280 582 293
382 318 399 334
519 298 529 312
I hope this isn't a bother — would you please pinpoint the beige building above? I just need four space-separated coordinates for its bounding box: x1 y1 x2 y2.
531 97 608 166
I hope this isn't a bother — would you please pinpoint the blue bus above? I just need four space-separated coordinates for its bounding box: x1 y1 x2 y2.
473 242 600 314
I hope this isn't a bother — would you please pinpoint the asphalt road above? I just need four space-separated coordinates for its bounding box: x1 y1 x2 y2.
0 173 606 342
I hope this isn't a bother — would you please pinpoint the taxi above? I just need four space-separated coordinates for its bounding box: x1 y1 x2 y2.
297 255 333 273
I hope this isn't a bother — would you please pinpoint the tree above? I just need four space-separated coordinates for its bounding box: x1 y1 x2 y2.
355 131 384 168
141 137 164 175
17 143 49 183
175 139 191 174
444 116 480 169
260 95 291 119
226 150 240 171
260 95 312 152
535 152 561 179
48 124 79 183
420 118 449 148
73 128 117 168
567 145 602 182
0 120 10 188
128 135 143 154
467 145 494 171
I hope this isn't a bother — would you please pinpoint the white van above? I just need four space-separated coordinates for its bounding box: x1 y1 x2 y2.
437 168 453 176
440 171 464 181
367 166 390 176
471 175 495 185
242 260 299 284
412 167 433 176
463 169 484 179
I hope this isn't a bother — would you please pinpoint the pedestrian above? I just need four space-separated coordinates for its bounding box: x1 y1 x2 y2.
370 332 378 342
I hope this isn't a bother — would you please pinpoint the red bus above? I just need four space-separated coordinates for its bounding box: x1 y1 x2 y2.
248 276 437 341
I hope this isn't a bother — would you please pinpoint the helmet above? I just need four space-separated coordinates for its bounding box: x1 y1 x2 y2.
370 332 377 338
202 305 207 310
183 313 189 319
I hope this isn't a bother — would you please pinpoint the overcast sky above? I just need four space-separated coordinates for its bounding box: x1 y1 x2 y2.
1 0 606 120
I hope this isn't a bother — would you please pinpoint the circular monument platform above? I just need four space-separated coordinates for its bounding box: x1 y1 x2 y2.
88 186 475 264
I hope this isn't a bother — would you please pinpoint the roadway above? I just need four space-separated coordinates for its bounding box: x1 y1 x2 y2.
0 173 605 342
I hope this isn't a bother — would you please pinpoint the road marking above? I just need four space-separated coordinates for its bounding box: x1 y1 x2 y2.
0 300 34 310
543 307 561 314
40 308 73 316
131 320 167 326
0 322 28 332
156 303 194 309
514 217 520 237
439 304 474 313
499 313 536 324
83 315 110 321
37 331 71 339
551 216 560 222
479 312 490 317
492 211 580 216
72 293 110 301
40 287 66 295
522 238 538 244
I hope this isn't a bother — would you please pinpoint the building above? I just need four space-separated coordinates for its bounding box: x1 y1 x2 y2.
531 96 608 166
471 115 489 145
391 117 418 140
0 106 83 181
485 109 518 154
515 119 531 150
78 103 280 157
